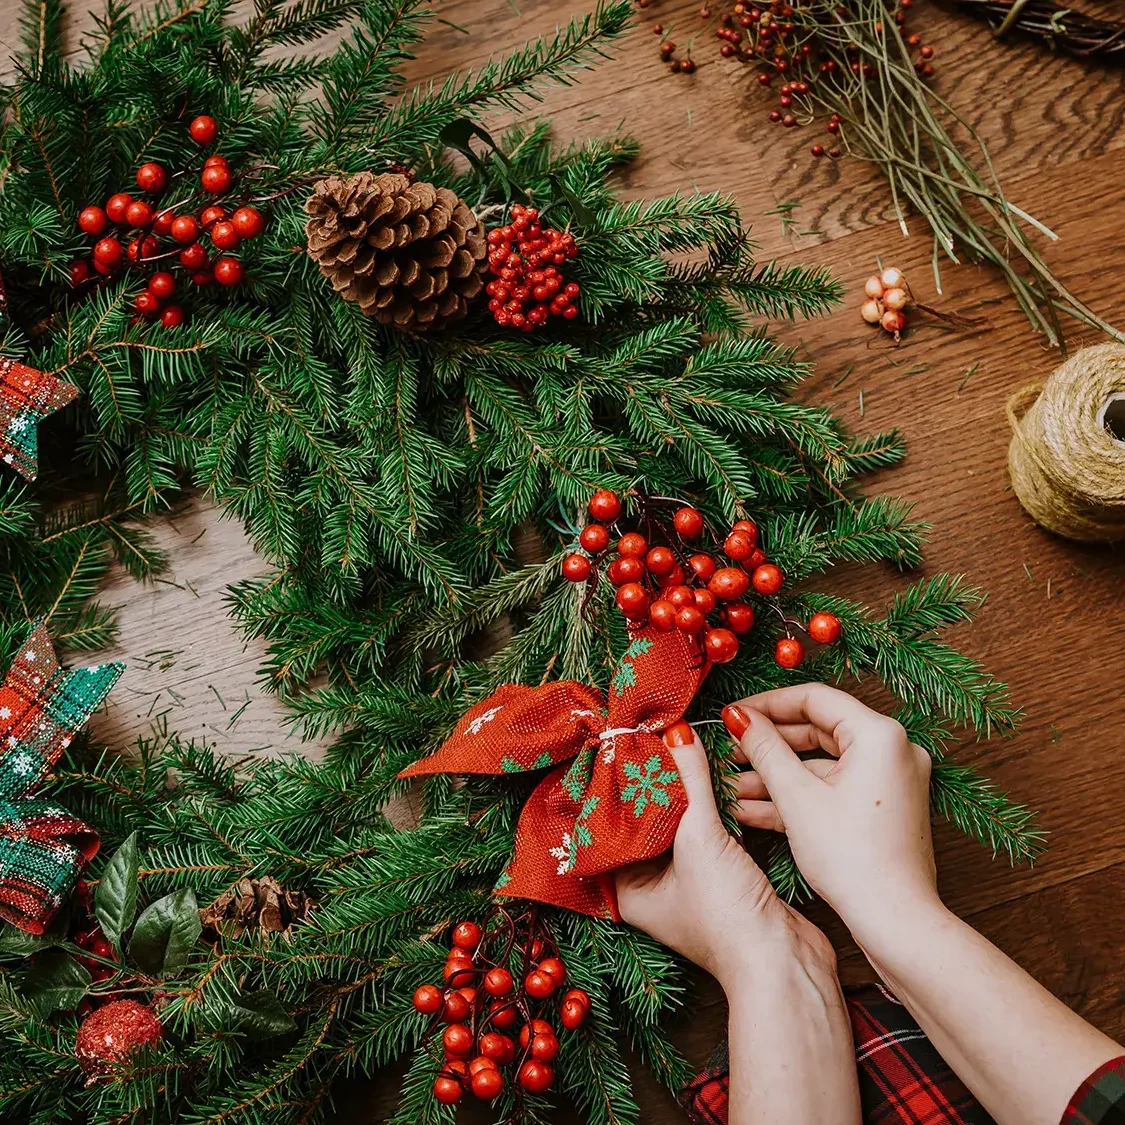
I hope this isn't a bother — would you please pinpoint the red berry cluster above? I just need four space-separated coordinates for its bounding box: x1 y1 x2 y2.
69 115 264 327
413 914 591 1105
486 205 580 331
563 489 843 670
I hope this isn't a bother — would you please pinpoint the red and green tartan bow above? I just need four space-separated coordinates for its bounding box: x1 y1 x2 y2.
0 622 124 933
400 626 711 918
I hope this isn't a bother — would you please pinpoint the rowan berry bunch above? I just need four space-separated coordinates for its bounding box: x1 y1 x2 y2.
563 488 843 670
70 115 265 328
860 265 911 339
486 204 580 331
412 910 591 1106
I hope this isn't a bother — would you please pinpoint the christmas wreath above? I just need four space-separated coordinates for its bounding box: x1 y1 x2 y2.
0 0 1041 1121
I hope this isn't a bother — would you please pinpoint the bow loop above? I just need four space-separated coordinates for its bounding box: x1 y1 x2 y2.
399 625 711 919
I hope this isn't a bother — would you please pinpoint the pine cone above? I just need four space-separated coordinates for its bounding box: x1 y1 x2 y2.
199 876 313 944
304 172 487 331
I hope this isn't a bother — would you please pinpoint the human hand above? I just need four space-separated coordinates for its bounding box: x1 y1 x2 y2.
722 685 939 931
615 720 837 991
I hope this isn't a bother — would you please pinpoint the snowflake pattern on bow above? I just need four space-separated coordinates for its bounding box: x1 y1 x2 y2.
465 704 503 735
621 755 679 818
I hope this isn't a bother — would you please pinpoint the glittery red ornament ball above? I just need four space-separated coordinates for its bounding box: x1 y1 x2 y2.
75 1000 163 1077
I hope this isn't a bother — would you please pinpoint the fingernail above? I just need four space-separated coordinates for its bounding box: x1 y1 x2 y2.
663 720 695 748
721 704 751 740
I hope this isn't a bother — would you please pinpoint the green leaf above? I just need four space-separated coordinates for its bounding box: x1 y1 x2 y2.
231 990 298 1040
20 948 90 1015
0 904 70 956
129 889 201 976
95 832 139 947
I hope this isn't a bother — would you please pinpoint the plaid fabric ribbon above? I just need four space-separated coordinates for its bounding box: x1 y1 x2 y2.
400 626 710 918
680 984 997 1125
0 622 124 933
1063 1057 1125 1124
0 358 79 481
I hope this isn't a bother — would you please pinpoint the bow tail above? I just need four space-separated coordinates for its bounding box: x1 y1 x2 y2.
495 759 621 919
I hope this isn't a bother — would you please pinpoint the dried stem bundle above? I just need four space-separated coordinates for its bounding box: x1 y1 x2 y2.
946 0 1125 62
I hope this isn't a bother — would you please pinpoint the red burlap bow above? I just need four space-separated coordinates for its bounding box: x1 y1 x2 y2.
399 627 710 918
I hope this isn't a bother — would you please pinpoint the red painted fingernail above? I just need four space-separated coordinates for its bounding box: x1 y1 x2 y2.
663 720 695 748
722 704 751 740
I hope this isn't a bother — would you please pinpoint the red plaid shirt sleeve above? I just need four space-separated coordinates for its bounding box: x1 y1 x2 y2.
1062 1057 1125 1125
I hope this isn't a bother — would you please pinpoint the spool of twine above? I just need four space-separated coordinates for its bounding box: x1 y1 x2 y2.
1007 342 1125 542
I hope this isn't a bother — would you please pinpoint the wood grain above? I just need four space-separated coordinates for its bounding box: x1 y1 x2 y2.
4 1 1125 1120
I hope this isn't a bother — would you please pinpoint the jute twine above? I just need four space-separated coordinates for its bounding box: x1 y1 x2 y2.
1007 342 1125 542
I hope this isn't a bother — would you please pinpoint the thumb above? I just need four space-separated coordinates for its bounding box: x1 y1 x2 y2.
722 704 817 812
661 720 720 825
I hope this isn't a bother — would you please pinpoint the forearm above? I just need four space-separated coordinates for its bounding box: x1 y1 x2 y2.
848 896 1123 1125
725 952 861 1125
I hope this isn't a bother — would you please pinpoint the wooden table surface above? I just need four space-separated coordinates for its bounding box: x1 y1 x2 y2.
5 0 1125 1120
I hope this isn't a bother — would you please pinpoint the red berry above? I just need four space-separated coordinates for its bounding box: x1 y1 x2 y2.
694 588 717 614
213 256 244 286
488 999 519 1029
559 997 588 1029
537 958 567 985
807 611 841 644
673 506 704 539
170 215 200 245
203 154 230 170
688 553 717 582
563 554 592 582
645 546 676 576
134 291 161 315
78 206 107 235
724 602 755 634
723 530 755 561
443 1023 474 1057
530 1032 560 1062
615 583 650 621
732 518 758 543
433 1076 463 1104
483 967 513 997
192 270 214 286
588 489 621 522
617 532 647 558
524 970 556 999
209 220 240 251
479 1031 511 1060
135 163 167 192
126 235 158 263
675 606 706 634
442 991 471 1023
93 260 114 276
159 304 185 329
148 272 175 299
231 206 264 239
189 115 219 144
667 585 695 609
607 557 644 586
413 984 444 1014
200 205 226 228
751 563 784 595
201 164 233 194
68 260 91 285
471 1066 504 1100
562 988 591 1010
658 564 687 589
451 920 481 950
92 237 123 266
179 242 208 269
518 1060 554 1094
746 547 767 570
444 956 475 988
519 1019 554 1048
469 1055 498 1077
105 193 133 223
709 567 750 602
579 524 610 553
704 628 739 664
775 637 804 669
649 599 677 631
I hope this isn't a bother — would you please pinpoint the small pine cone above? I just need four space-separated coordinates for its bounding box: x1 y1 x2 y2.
304 172 486 331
